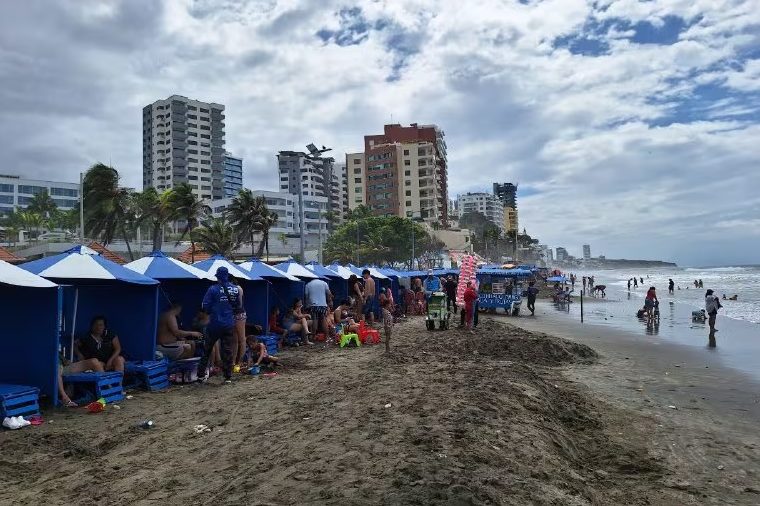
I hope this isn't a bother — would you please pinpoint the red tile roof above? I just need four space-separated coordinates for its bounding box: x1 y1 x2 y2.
0 245 25 264
176 244 211 264
87 241 126 265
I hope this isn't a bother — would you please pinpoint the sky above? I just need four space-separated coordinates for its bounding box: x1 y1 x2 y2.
1 0 759 266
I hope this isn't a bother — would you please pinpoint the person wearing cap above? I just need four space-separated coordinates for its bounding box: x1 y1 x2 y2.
423 269 441 300
197 266 241 383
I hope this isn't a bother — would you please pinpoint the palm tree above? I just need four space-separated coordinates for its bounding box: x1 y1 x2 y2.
254 209 278 260
169 184 209 262
27 190 57 219
134 187 175 252
225 189 266 257
15 210 44 241
193 217 240 257
83 163 135 260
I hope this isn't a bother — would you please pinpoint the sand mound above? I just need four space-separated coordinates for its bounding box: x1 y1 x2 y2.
0 316 674 505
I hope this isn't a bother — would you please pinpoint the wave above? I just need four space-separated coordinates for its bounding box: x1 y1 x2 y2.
684 266 751 273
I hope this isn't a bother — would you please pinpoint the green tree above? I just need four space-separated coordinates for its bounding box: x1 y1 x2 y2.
83 163 135 259
193 217 240 257
254 209 278 260
134 187 175 253
169 184 209 262
225 189 272 258
27 190 57 219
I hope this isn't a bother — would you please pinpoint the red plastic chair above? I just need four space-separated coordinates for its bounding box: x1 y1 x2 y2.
358 320 381 344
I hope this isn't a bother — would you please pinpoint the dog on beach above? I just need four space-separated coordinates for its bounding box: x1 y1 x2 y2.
592 285 606 297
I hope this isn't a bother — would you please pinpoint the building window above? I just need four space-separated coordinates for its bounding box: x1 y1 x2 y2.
404 160 410 166
0 184 14 193
405 181 411 186
406 200 412 206
353 158 362 164
354 178 361 183
405 170 411 176
403 149 409 155
0 195 13 204
405 190 411 196
353 168 362 174
17 185 47 195
418 148 426 156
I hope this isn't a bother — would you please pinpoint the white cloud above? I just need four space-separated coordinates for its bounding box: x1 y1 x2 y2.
0 0 759 265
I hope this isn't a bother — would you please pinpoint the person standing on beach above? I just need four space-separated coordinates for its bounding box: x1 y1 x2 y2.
361 269 376 324
463 281 478 333
705 289 722 345
582 276 587 292
444 275 458 314
197 266 240 384
305 276 333 338
627 279 631 291
668 279 675 295
526 281 539 316
633 277 638 289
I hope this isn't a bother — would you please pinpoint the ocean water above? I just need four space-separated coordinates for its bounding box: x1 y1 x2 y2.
593 266 760 324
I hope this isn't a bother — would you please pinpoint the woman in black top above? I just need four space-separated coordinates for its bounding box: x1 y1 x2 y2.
75 316 125 373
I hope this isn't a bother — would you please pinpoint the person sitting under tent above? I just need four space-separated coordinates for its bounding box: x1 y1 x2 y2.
269 307 288 338
156 303 204 360
75 315 125 373
58 353 104 407
283 299 312 345
333 299 359 334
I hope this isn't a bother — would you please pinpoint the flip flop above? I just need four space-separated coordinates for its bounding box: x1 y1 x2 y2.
28 415 44 426
64 400 78 408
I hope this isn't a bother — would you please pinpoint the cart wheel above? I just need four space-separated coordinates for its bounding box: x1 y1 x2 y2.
426 320 434 330
513 308 520 316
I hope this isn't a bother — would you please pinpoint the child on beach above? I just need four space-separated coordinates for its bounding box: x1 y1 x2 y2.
381 298 394 354
243 336 279 369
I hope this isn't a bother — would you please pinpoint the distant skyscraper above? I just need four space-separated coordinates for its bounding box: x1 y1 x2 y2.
583 244 591 260
222 153 243 198
142 95 225 200
556 247 568 261
493 182 518 233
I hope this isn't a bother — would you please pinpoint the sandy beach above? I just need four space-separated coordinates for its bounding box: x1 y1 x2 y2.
3 310 760 505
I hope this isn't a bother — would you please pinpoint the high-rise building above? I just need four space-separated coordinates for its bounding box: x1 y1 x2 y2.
351 123 448 225
0 174 79 215
583 244 591 260
142 95 225 200
456 192 505 232
222 153 243 198
277 150 345 222
493 183 517 208
556 247 568 261
346 152 366 210
493 182 518 234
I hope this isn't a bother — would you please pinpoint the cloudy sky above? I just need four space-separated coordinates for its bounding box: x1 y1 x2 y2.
2 0 759 266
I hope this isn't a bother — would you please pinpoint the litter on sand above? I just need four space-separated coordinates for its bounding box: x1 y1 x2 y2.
193 424 211 434
384 403 392 408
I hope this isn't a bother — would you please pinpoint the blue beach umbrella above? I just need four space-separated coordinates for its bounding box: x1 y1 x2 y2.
21 245 160 362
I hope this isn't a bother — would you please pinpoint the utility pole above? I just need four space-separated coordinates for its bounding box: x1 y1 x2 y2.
298 185 305 262
411 224 415 270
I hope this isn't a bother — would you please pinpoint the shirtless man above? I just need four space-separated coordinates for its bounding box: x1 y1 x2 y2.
362 269 376 324
157 303 203 360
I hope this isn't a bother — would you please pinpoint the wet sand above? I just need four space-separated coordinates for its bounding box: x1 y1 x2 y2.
2 313 760 505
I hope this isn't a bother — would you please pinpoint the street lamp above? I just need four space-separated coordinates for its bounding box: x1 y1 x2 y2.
299 143 332 262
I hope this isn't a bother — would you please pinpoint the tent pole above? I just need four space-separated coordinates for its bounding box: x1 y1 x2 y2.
70 288 79 360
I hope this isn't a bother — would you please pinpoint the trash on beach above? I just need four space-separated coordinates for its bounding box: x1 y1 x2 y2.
437 453 447 458
138 420 154 429
668 405 677 410
126 395 134 400
302 417 310 420
384 403 392 408
674 364 682 368
193 424 211 434
112 405 121 410
717 465 725 470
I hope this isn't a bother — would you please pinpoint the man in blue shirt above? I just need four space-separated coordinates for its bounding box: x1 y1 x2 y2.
197 266 241 383
423 270 441 298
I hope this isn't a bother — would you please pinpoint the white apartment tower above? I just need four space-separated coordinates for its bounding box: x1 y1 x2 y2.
456 192 505 232
142 95 226 200
277 151 346 223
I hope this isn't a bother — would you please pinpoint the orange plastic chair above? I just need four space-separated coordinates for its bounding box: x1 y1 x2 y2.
358 320 381 344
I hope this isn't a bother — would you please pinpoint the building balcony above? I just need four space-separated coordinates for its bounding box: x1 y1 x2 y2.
172 122 187 131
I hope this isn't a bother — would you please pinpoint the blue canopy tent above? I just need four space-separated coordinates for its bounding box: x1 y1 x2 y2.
0 260 62 405
275 259 319 280
21 245 159 363
239 259 304 328
125 251 215 330
305 262 347 303
547 275 568 283
193 255 268 330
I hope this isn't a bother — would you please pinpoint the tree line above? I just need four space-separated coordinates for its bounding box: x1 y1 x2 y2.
1 163 280 261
